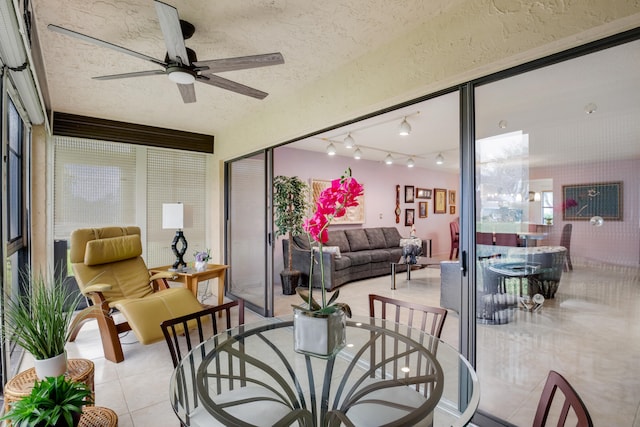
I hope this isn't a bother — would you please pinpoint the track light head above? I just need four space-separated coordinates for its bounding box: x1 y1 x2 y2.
326 142 336 156
406 157 415 168
384 153 393 165
398 118 411 136
344 133 355 149
353 147 362 160
435 153 444 165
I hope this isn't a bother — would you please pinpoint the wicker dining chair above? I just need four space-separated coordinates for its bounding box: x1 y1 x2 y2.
533 370 593 427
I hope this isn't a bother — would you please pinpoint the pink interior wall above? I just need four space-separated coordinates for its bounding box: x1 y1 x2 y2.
273 147 459 278
533 158 639 267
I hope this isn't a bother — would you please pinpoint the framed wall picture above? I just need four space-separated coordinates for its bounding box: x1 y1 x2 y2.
434 188 447 214
416 188 432 199
405 208 415 226
449 190 456 205
419 202 428 218
450 205 456 215
404 185 415 203
311 179 365 224
562 181 623 220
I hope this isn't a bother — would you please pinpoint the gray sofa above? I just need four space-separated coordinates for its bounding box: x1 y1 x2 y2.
284 227 424 291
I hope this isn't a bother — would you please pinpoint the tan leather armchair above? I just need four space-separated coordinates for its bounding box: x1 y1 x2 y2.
69 226 203 363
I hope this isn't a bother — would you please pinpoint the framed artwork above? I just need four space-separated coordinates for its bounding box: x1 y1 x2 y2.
416 188 432 199
311 179 365 224
418 202 428 218
450 205 456 215
404 185 415 203
434 188 447 214
449 190 456 205
562 181 623 221
405 208 415 226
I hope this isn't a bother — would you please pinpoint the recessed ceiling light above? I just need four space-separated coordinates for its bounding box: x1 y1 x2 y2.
584 103 597 114
498 120 508 129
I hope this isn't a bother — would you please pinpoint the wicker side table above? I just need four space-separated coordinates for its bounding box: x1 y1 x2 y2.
79 406 118 427
3 358 95 413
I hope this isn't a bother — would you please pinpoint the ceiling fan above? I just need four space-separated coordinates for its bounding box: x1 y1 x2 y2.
47 0 284 103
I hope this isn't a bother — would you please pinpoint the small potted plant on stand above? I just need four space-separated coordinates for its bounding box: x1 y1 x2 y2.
0 375 93 427
3 271 84 379
273 175 308 295
193 248 211 272
292 168 362 357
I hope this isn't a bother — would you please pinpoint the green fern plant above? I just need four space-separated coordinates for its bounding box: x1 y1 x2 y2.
0 375 93 427
3 270 83 360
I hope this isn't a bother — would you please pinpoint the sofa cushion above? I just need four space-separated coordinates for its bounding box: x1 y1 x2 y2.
292 235 311 250
365 228 387 249
333 256 352 271
345 229 371 252
382 227 402 248
343 251 371 266
326 230 351 253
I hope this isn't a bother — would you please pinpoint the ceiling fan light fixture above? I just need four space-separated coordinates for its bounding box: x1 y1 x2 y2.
344 133 355 149
384 153 393 165
168 68 196 84
406 157 415 168
326 142 337 156
398 118 411 136
353 147 362 160
436 153 444 165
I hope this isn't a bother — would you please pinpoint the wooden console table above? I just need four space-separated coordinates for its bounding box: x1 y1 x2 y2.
149 264 229 306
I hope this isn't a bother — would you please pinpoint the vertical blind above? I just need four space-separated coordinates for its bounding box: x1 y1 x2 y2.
54 136 207 267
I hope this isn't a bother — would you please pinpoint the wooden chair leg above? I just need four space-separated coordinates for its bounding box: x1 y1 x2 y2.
69 306 125 363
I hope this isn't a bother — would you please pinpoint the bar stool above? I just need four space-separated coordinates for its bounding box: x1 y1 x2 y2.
80 406 119 427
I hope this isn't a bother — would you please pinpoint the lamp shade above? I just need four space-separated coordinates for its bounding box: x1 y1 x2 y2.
162 203 184 229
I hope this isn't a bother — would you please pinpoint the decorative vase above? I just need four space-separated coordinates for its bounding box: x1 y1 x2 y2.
293 307 346 358
280 270 301 295
195 261 208 272
34 352 67 380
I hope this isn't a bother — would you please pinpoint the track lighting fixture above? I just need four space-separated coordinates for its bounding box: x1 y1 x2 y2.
435 153 444 165
398 117 411 136
406 157 415 168
326 142 336 156
344 133 355 149
384 153 393 165
353 147 362 160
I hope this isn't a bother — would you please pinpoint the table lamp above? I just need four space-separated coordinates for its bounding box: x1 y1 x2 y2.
163 203 188 272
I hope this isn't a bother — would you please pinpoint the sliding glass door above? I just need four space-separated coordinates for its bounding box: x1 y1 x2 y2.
470 37 640 425
225 151 274 317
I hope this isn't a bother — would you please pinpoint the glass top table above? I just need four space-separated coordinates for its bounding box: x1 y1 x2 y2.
169 315 479 426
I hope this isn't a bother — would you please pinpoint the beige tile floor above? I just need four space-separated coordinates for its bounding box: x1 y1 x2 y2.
17 263 640 426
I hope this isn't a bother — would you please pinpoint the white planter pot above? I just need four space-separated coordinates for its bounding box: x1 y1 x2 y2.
293 308 346 358
34 352 68 379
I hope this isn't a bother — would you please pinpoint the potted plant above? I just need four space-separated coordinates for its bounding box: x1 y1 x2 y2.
193 248 211 272
292 168 362 357
3 271 84 379
273 175 308 295
0 375 93 427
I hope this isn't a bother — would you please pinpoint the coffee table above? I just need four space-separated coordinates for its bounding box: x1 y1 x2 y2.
391 256 441 290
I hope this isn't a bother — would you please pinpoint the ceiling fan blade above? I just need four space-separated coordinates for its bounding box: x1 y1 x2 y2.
194 53 284 73
197 74 268 99
154 0 190 65
48 24 166 67
177 83 196 103
93 70 166 80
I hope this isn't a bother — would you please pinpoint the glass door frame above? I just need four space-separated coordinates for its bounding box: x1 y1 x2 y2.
224 149 275 317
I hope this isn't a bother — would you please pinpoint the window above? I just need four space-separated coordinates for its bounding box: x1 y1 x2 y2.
541 191 553 224
54 136 208 266
7 99 24 253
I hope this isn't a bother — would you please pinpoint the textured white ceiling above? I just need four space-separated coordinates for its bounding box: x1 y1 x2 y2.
30 1 640 170
31 0 461 135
